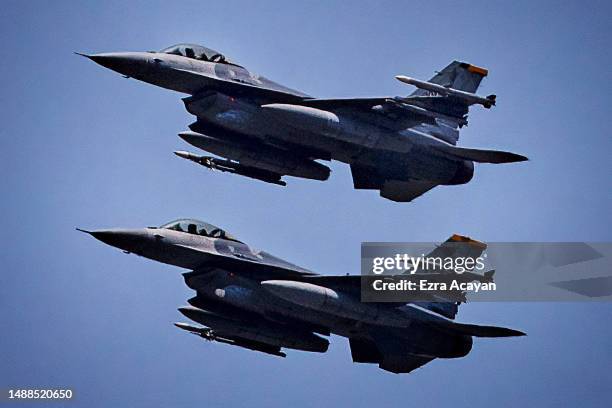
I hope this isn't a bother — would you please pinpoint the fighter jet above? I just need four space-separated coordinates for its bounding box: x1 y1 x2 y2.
78 44 527 202
78 219 525 373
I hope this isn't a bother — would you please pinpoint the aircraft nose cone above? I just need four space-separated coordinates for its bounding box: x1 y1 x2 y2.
88 229 126 246
80 52 148 77
78 228 149 252
86 53 127 69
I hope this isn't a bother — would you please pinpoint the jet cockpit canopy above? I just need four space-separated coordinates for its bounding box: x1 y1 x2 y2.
159 43 235 64
160 218 241 242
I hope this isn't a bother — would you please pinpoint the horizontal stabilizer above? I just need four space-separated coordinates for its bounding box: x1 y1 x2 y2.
437 144 528 164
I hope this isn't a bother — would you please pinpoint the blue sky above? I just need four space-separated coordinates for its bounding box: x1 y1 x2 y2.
1 1 610 407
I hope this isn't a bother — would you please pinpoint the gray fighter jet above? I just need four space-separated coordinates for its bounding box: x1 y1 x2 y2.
78 44 527 202
78 219 524 373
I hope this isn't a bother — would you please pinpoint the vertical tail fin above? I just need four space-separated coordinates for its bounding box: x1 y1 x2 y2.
411 61 489 96
408 61 491 144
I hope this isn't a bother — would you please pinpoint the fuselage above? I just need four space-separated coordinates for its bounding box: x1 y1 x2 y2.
83 224 472 360
83 50 474 185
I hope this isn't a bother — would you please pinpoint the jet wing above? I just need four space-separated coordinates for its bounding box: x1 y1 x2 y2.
301 97 442 130
301 95 478 129
300 97 389 110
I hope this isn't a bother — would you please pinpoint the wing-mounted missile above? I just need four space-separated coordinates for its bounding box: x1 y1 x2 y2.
395 75 496 109
178 306 329 352
174 322 216 339
174 322 287 357
174 150 287 186
177 131 330 181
